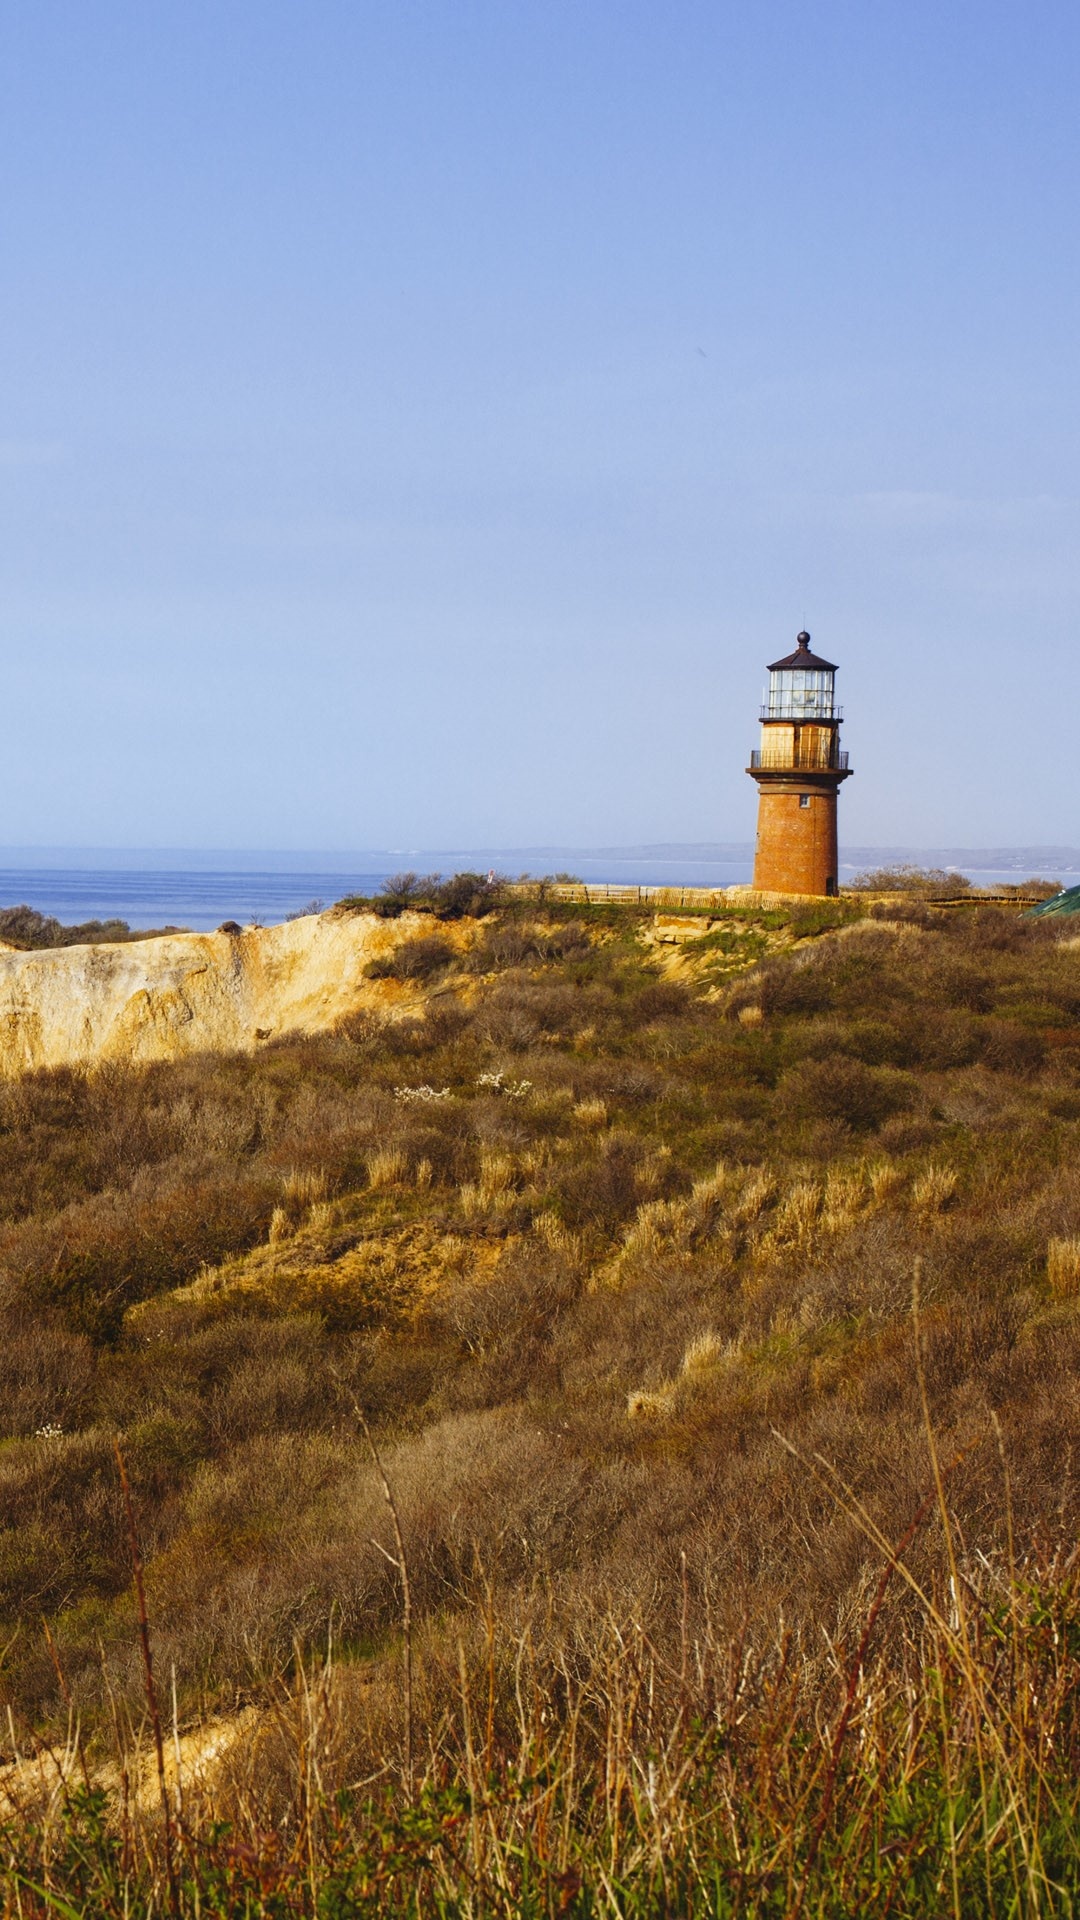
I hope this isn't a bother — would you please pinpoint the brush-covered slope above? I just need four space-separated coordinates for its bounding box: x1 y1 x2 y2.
2 897 1080 1911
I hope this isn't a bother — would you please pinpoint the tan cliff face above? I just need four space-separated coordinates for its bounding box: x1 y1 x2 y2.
0 908 473 1075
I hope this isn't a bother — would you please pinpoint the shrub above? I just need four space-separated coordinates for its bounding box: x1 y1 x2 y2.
779 1056 913 1132
467 921 589 970
624 980 691 1025
553 1133 650 1231
10 1171 279 1341
849 863 972 897
475 978 589 1050
364 935 456 982
430 871 504 918
0 1308 94 1437
785 900 860 937
867 898 941 929
0 905 154 948
370 872 440 918
356 871 504 921
924 956 993 1012
980 1021 1047 1075
997 876 1062 901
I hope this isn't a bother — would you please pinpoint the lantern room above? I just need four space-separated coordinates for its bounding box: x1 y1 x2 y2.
761 632 839 722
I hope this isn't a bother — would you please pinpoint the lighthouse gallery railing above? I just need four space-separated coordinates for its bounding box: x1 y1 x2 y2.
750 748 850 772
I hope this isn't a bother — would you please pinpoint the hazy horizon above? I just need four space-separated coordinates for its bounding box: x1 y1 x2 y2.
0 840 1074 874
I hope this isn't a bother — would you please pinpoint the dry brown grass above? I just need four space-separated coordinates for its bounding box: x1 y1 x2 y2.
367 1145 409 1190
0 890 1076 1907
910 1163 959 1214
6 1479 1080 1915
1048 1234 1080 1297
281 1167 329 1211
267 1204 292 1243
680 1327 727 1374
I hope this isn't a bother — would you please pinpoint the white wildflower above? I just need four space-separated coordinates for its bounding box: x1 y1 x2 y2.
476 1071 532 1099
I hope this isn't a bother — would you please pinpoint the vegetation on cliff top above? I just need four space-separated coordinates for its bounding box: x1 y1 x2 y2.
848 863 1061 901
0 905 188 950
1 888 1079 1910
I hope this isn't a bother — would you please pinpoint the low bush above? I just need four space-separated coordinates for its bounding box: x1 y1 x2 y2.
349 870 507 920
366 871 440 917
776 1059 910 1128
849 862 973 896
364 934 456 982
429 870 504 917
466 919 590 969
0 905 183 948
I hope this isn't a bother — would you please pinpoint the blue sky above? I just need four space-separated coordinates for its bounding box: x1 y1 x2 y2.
1 1 1077 851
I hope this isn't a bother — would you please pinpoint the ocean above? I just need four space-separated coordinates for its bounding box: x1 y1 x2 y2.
0 871 393 934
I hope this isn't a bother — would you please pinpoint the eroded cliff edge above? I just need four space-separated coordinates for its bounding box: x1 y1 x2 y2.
0 908 464 1074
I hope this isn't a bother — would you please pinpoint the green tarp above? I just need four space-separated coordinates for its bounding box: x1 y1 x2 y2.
1029 884 1080 917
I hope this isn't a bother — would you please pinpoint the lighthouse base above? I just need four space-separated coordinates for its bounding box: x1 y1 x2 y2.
750 776 843 897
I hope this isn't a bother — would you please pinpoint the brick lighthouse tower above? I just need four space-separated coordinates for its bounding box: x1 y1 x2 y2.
747 631 852 896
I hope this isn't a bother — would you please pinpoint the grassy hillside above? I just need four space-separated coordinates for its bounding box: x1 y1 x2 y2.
2 892 1080 1913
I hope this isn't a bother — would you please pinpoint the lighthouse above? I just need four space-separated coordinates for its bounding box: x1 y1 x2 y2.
747 631 852 897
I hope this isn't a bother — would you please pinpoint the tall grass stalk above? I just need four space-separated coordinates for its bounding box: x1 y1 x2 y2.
4 1535 1080 1915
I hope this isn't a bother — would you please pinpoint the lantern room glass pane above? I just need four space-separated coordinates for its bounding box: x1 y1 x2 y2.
765 668 836 720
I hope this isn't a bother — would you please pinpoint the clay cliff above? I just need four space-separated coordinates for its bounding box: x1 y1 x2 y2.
0 908 466 1075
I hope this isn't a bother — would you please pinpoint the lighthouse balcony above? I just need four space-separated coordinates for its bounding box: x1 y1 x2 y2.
750 748 850 773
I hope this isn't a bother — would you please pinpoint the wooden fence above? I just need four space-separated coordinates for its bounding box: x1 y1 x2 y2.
503 882 1045 913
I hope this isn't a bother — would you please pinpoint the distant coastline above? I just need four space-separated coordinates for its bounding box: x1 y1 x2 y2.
0 842 1077 873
